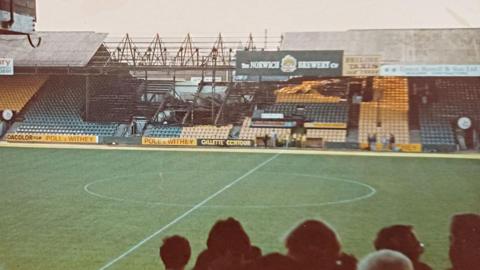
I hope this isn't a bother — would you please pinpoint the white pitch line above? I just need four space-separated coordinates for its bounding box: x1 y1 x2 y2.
84 172 376 209
158 172 165 191
2 141 480 160
97 153 280 270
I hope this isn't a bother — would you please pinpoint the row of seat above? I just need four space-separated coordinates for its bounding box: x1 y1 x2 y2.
16 124 117 136
306 129 347 142
418 78 480 145
239 118 291 140
180 125 232 139
144 126 183 138
276 93 341 103
262 103 349 123
0 75 49 112
274 80 347 103
14 76 118 137
359 77 410 144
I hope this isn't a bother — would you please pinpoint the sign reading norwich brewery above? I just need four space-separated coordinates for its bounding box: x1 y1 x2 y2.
343 55 380 76
380 65 480 77
0 58 14 75
236 51 343 76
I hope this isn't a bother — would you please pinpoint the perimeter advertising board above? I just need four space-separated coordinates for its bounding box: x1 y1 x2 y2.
380 65 480 77
359 143 422 153
197 139 254 147
236 51 343 77
6 133 98 143
304 122 347 129
0 58 14 75
142 137 197 146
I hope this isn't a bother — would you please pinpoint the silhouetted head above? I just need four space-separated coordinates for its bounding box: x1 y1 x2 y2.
252 252 300 270
245 245 262 261
160 235 191 270
285 219 341 269
358 250 414 270
206 217 251 257
449 213 480 270
374 225 424 262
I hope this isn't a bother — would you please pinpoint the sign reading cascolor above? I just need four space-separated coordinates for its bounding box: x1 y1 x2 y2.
6 133 98 143
236 51 343 76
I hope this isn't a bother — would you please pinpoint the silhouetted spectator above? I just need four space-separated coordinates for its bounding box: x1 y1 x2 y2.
249 252 300 270
285 219 356 270
374 225 432 270
389 133 396 151
381 135 389 151
245 245 262 262
263 134 269 148
449 213 480 270
131 120 137 135
159 235 191 270
367 133 372 150
358 250 414 270
193 217 257 270
271 130 277 147
367 133 377 151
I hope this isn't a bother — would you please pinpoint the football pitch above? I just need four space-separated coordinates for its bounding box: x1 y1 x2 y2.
0 146 479 270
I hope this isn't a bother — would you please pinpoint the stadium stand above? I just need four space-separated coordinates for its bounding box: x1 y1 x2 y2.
262 103 349 123
180 125 232 139
87 75 140 123
417 78 480 147
276 93 341 103
143 126 183 138
239 118 291 141
274 80 346 104
306 129 347 142
275 81 344 103
359 77 410 144
0 75 48 112
12 76 118 136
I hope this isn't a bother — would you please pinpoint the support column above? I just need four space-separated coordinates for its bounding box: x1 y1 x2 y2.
85 75 90 121
144 70 148 102
211 50 218 124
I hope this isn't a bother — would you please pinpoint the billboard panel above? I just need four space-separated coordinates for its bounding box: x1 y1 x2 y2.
380 65 480 77
197 139 254 147
0 58 13 75
343 55 381 76
236 50 343 77
6 133 98 144
142 137 197 146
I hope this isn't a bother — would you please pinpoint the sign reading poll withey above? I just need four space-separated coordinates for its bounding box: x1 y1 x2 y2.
236 51 343 77
0 58 14 75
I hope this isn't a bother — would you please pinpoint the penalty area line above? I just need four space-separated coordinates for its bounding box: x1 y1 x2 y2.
97 153 280 270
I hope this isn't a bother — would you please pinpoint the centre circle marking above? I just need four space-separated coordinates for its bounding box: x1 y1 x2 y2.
83 171 376 208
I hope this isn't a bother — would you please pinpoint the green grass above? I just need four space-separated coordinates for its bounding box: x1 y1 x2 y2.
0 147 479 270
